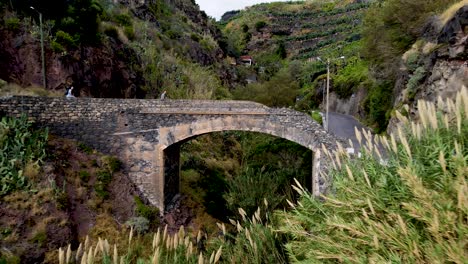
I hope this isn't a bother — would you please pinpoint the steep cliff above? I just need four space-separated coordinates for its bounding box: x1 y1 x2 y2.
0 0 227 98
387 4 468 133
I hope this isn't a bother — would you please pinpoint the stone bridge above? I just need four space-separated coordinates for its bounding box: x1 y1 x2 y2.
0 96 339 211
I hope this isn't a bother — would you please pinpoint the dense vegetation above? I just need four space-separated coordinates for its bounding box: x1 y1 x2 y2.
49 83 468 264
1 0 467 262
0 115 47 196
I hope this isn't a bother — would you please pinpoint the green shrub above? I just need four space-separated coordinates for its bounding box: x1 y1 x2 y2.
363 81 393 132
241 24 249 33
406 51 420 72
125 217 150 234
255 21 267 31
406 66 427 101
165 30 180 39
77 142 93 154
310 111 323 125
124 25 135 41
101 156 121 174
94 169 112 199
0 115 48 196
50 41 65 53
103 25 119 39
114 13 132 26
333 59 369 99
278 91 468 263
5 17 20 31
224 168 286 216
190 33 200 42
134 196 159 225
96 169 111 185
78 170 90 182
30 231 47 246
55 30 77 48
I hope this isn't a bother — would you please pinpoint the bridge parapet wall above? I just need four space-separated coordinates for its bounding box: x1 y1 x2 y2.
0 96 338 211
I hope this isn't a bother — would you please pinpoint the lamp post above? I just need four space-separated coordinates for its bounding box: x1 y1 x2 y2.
317 56 345 132
30 6 46 89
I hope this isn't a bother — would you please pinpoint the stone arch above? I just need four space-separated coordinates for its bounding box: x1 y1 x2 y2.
147 114 332 211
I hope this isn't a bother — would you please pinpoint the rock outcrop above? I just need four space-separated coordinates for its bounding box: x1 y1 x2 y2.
386 5 468 134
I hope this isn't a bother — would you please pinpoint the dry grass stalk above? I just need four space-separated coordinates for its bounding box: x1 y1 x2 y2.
113 244 118 264
238 208 247 221
76 243 83 262
84 236 90 252
209 251 215 263
87 247 93 264
245 228 254 248
335 151 342 169
59 247 65 264
66 244 72 264
163 224 168 245
418 99 429 130
395 110 409 124
355 127 362 145
214 245 222 263
398 126 412 159
367 198 376 216
348 139 354 149
362 208 369 219
188 241 194 256
81 252 87 264
128 226 134 246
438 151 447 174
152 247 160 264
396 214 408 236
236 221 243 232
254 207 261 223
443 114 449 129
363 171 372 188
92 244 98 259
173 233 179 249
390 133 398 153
345 165 354 181
286 199 296 209
153 228 160 249
196 230 202 243
373 235 379 249
178 225 185 239
198 252 204 264
165 234 172 250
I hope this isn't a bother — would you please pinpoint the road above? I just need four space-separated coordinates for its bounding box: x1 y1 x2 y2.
326 112 371 153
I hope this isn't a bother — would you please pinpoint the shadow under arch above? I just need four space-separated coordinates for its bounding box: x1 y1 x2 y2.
156 114 330 209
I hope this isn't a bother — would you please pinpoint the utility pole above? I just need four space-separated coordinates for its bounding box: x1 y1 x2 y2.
316 56 345 132
30 6 46 89
326 58 330 132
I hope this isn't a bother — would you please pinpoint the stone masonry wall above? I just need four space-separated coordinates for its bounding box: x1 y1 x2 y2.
0 96 338 211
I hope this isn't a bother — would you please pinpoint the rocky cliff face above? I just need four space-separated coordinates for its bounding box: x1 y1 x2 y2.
0 0 226 98
387 5 468 133
0 8 146 98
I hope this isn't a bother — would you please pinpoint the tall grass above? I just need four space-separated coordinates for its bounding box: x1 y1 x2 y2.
277 87 468 263
59 205 286 264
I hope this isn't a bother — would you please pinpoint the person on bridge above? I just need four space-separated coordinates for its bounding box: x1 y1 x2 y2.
160 90 167 100
65 86 75 98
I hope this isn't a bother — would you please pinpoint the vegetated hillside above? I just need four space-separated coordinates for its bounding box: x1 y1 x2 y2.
223 0 467 134
0 0 232 99
222 0 368 61
221 0 373 124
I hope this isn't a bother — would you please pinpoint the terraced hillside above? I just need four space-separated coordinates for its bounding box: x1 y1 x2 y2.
222 0 370 61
